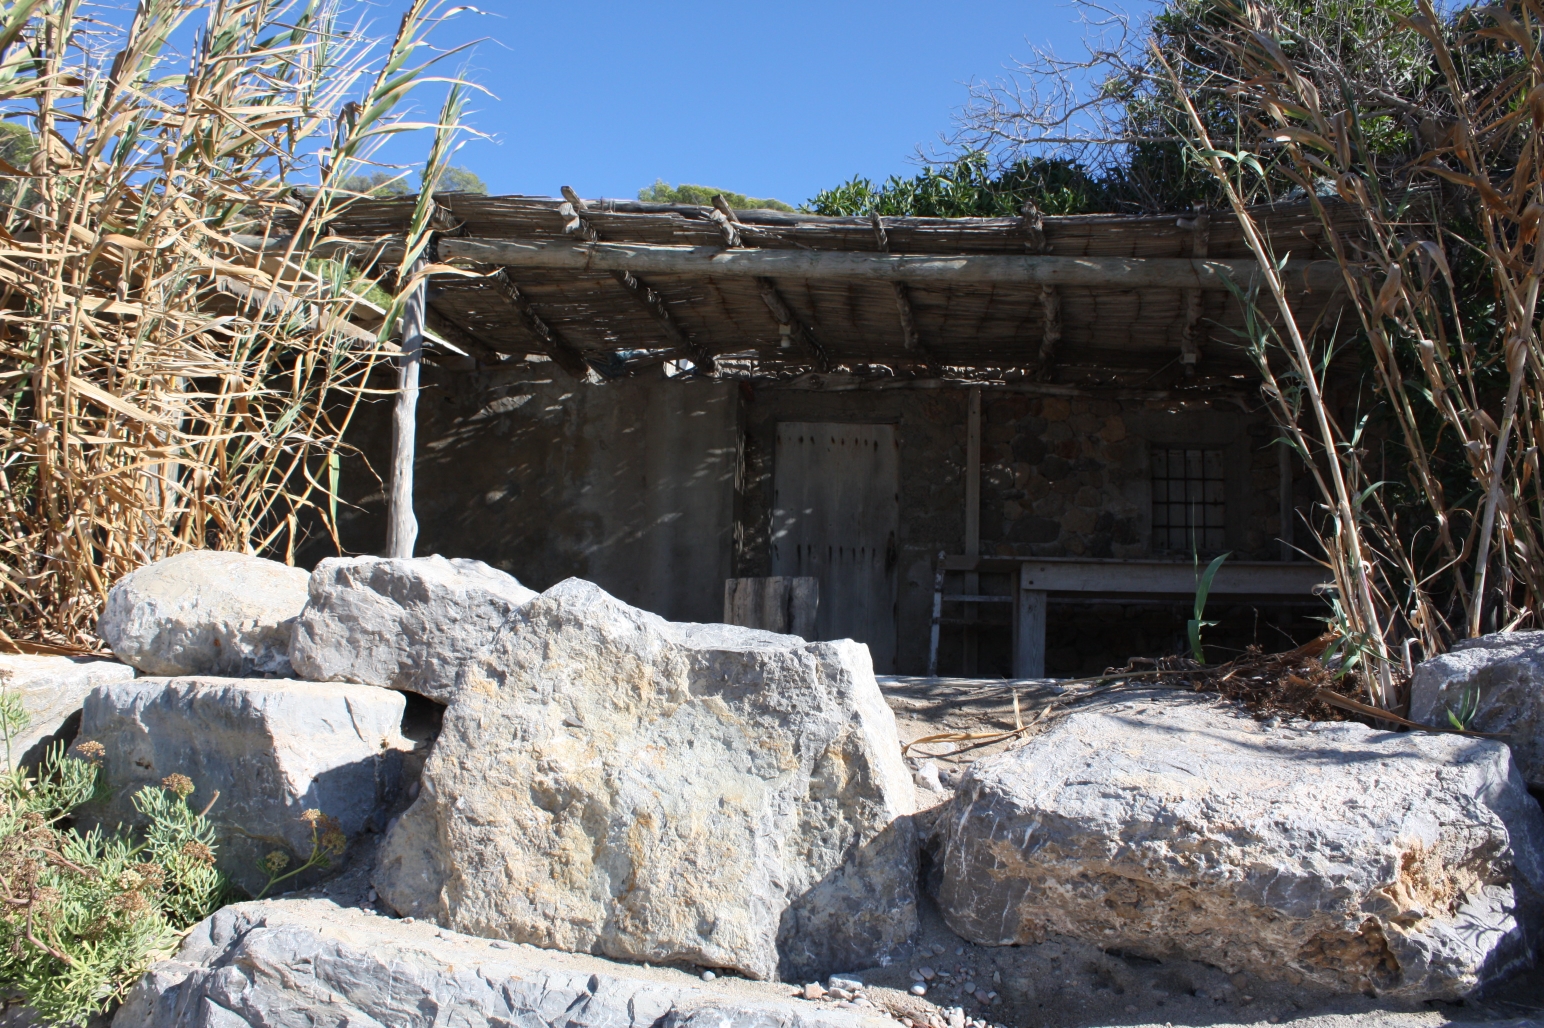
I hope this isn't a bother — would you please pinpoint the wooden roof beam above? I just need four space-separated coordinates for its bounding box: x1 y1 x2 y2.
1022 200 1048 253
756 277 832 372
869 211 938 363
611 270 717 373
435 237 1342 292
563 185 717 372
559 185 601 243
423 304 507 364
710 195 742 247
487 269 590 378
892 282 922 352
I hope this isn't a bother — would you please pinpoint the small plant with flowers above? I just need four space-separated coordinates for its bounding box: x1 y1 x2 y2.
0 730 226 1025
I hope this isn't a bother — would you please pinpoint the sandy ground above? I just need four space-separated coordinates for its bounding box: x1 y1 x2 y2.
264 674 1544 1028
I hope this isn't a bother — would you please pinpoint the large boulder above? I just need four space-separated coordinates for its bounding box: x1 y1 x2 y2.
116 899 893 1028
0 654 134 770
288 554 538 702
78 677 411 895
97 550 310 677
1411 631 1544 787
374 578 918 982
934 695 1544 1000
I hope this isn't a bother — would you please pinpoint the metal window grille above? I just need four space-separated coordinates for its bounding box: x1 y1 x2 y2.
1152 448 1226 553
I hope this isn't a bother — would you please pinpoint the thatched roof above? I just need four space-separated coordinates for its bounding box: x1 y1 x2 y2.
302 193 1357 391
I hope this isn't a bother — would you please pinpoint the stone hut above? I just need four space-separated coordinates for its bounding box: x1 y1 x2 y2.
303 193 1344 676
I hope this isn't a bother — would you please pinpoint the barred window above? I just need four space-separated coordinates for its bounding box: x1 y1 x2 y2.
1152 448 1226 553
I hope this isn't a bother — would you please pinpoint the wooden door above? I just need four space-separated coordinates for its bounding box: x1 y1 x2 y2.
770 423 899 671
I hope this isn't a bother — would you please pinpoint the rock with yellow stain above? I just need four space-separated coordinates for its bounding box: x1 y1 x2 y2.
289 554 538 702
373 577 917 982
934 694 1544 1000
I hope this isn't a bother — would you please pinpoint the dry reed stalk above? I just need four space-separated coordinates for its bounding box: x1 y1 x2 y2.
1152 45 1396 704
1153 1 1544 697
0 0 472 650
947 0 1544 694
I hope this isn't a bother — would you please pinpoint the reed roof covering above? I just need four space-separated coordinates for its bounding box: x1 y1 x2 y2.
303 193 1357 391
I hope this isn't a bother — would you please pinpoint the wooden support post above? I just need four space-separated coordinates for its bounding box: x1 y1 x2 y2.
756 278 832 371
1179 211 1210 375
709 194 742 247
1279 441 1295 561
1015 573 1048 679
1022 200 1047 254
1036 285 1061 380
488 269 590 378
964 386 982 675
870 212 928 356
868 210 888 251
966 387 982 558
559 185 600 242
928 551 945 677
611 270 716 373
386 260 425 558
892 282 922 351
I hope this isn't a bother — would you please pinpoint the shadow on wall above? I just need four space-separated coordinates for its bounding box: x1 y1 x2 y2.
311 365 739 625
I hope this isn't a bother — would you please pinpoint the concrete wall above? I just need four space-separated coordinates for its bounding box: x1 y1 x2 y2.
320 364 738 625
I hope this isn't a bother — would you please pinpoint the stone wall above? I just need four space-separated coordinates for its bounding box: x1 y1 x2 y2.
978 395 1294 560
737 386 1320 676
320 368 1320 677
311 363 738 625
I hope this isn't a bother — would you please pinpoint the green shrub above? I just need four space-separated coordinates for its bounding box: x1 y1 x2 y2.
0 742 226 1026
806 152 1113 217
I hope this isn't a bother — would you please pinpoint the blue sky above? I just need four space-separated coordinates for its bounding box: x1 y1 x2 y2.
356 0 1155 207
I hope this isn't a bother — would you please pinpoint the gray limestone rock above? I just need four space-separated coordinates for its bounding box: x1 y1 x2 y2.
97 551 310 677
0 654 134 770
288 554 538 702
374 577 917 982
935 695 1544 1000
78 677 410 895
1411 631 1544 787
115 899 893 1028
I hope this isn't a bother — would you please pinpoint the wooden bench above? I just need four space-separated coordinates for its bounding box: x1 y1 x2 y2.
929 554 1331 678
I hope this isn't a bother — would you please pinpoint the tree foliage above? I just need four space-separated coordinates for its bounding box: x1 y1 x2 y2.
639 179 792 211
337 170 410 197
424 164 485 194
812 0 1430 217
807 152 1114 216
